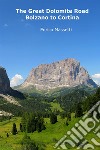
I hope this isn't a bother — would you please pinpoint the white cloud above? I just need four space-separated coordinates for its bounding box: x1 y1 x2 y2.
10 74 24 87
92 74 100 79
93 80 100 85
92 73 100 86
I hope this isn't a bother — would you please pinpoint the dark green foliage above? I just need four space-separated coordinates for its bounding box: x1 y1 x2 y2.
53 108 60 116
20 123 23 132
1 86 96 118
36 117 46 132
0 86 98 123
65 120 69 126
0 96 24 116
12 123 17 135
6 133 9 137
0 115 12 122
21 113 46 133
75 103 83 118
67 112 71 121
7 88 25 99
56 89 90 112
0 103 23 116
21 134 38 150
20 96 51 113
96 87 100 98
0 94 51 117
83 87 100 112
60 111 67 119
50 113 57 124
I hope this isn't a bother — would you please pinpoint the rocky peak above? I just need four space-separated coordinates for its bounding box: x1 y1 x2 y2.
20 58 97 90
0 66 25 99
0 66 10 92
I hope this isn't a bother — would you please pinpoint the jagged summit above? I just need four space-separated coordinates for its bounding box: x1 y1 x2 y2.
0 66 25 99
0 67 10 92
19 58 97 91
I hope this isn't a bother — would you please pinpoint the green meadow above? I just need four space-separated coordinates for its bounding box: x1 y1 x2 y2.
0 114 99 150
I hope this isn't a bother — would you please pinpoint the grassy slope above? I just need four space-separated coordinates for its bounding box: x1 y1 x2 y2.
0 115 99 150
14 85 97 97
50 102 63 112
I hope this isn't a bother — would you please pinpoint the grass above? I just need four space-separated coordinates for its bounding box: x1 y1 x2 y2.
50 102 63 112
0 115 100 150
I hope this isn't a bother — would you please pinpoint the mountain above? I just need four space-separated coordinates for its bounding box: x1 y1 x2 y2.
0 66 10 93
0 66 25 116
0 66 25 99
17 58 97 91
0 64 97 117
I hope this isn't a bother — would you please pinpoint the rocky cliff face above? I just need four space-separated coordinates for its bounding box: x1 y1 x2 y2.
20 58 97 90
0 66 25 99
0 67 10 92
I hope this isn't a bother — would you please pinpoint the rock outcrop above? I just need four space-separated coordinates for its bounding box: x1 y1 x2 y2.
0 94 21 106
0 66 10 92
20 58 97 90
0 66 25 99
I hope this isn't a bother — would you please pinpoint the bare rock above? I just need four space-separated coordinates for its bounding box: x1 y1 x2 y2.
20 58 97 90
0 67 10 92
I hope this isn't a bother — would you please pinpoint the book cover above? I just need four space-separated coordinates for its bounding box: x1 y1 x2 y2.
0 0 100 150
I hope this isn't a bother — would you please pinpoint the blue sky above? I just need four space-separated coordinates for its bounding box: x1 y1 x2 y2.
0 0 100 86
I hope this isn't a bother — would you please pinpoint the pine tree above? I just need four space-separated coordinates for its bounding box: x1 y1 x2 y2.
65 120 69 126
20 123 23 132
21 113 46 133
36 117 46 132
50 113 57 124
6 133 9 137
67 112 71 121
75 103 83 118
21 134 38 150
21 113 27 132
12 123 17 135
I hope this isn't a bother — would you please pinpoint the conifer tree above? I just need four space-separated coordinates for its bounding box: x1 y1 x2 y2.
21 134 38 150
12 123 17 135
75 103 83 118
50 113 57 124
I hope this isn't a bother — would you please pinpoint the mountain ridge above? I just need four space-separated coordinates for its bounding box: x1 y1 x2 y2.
0 66 25 98
17 58 97 91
